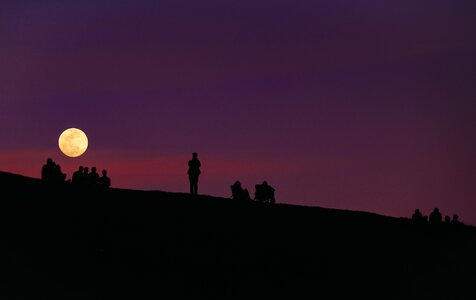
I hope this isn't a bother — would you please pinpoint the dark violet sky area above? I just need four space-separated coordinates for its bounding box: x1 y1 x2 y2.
1 1 475 223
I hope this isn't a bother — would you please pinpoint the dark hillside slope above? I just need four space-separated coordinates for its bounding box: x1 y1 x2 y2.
0 171 475 299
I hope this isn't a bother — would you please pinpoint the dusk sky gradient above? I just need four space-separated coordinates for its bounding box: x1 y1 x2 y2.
1 1 475 223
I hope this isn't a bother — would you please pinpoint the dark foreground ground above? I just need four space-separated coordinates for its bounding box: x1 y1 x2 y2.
0 171 475 299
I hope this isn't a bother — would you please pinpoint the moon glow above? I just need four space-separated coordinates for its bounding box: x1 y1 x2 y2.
58 128 88 157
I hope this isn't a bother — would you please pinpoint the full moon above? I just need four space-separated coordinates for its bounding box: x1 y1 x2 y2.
58 128 88 157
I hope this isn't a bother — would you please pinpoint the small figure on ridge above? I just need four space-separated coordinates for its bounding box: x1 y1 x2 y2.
231 180 251 201
99 169 111 189
188 152 201 195
254 181 275 204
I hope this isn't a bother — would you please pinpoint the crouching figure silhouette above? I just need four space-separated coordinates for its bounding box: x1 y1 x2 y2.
231 181 251 201
254 181 275 204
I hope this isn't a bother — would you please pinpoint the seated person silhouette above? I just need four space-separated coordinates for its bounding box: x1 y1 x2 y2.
72 166 84 186
411 209 423 221
81 167 90 187
429 207 443 226
55 164 67 182
411 209 427 226
254 181 275 204
444 215 451 224
88 166 100 186
41 158 67 185
98 169 111 189
230 181 251 201
41 158 56 183
451 214 463 226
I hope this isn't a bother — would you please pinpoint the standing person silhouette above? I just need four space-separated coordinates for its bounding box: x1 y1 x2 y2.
188 152 201 195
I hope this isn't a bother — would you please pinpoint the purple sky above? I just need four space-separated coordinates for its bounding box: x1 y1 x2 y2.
1 0 475 224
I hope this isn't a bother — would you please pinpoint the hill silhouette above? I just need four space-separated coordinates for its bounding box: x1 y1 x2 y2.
0 170 475 299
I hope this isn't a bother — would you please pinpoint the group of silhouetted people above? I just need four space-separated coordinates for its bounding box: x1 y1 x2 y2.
42 153 275 200
230 180 275 204
41 158 67 185
71 165 111 189
186 152 276 203
41 158 111 190
411 208 463 227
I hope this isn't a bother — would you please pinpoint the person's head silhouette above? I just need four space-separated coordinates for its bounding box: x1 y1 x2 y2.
102 169 107 176
193 152 198 159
